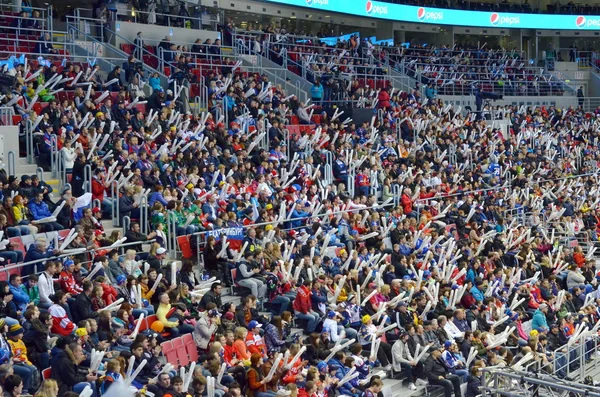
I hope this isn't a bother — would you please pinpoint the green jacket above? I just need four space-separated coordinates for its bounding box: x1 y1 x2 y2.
21 284 39 305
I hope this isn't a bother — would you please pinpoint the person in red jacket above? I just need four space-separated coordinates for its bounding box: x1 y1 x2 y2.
298 381 318 397
91 167 112 217
292 280 320 334
59 258 83 296
401 188 416 218
245 320 267 358
377 88 391 110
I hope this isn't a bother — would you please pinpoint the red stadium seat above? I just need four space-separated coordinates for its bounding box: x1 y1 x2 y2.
161 340 178 366
172 337 189 367
41 367 51 380
177 235 192 259
182 333 198 363
8 237 24 257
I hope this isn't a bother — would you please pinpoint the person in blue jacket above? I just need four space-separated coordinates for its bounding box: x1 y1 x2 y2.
532 303 549 330
28 192 63 231
311 78 324 107
8 274 29 313
289 201 309 229
328 351 360 397
311 279 328 316
333 157 349 187
23 239 58 285
470 278 485 302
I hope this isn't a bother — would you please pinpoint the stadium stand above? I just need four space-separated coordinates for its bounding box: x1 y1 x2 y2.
0 2 598 397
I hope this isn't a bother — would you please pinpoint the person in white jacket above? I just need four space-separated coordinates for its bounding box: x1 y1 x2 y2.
61 140 76 171
38 261 57 309
391 332 427 391
322 311 346 344
441 314 464 342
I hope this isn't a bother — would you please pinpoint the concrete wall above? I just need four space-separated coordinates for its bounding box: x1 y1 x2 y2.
110 21 219 49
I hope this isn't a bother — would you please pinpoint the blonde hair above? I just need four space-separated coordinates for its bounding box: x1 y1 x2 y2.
34 379 58 397
234 327 247 340
210 342 222 355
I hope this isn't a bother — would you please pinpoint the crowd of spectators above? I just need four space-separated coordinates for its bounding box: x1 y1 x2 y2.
0 33 595 397
234 25 572 99
384 44 568 97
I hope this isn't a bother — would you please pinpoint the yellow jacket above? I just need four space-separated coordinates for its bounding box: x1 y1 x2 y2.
12 204 26 223
8 339 31 365
156 303 178 328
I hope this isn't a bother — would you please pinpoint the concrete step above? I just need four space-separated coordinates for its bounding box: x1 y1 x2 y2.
17 157 30 166
14 164 39 175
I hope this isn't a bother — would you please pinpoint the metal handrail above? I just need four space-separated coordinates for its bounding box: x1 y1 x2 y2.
139 194 148 236
5 238 156 278
0 107 15 127
7 151 15 177
83 164 92 194
111 182 120 227
25 118 33 164
50 134 57 179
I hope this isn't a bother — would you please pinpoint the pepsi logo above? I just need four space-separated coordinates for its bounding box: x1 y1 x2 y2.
576 16 586 28
490 13 499 26
365 0 388 15
417 7 426 20
306 0 312 4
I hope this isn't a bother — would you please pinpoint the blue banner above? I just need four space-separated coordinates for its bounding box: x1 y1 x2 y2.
368 36 394 46
319 31 360 46
270 0 600 30
207 227 244 249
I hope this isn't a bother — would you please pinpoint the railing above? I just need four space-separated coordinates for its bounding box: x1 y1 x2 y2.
481 367 600 397
0 106 14 126
0 3 53 34
2 238 156 280
188 58 308 105
580 97 600 112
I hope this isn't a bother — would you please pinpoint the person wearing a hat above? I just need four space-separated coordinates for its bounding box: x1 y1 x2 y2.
59 258 83 297
359 315 393 369
391 331 427 391
441 341 468 382
245 320 267 358
423 347 462 397
7 323 39 393
322 311 346 344
193 303 219 351
470 278 485 302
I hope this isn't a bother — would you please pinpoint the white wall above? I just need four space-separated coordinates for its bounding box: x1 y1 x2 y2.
0 126 18 163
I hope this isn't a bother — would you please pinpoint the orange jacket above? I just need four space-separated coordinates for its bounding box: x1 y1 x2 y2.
233 339 251 360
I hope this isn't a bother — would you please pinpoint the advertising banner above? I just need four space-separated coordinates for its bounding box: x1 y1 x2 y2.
268 0 600 30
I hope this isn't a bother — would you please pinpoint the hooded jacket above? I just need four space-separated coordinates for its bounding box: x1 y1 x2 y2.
23 318 49 367
52 345 88 395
